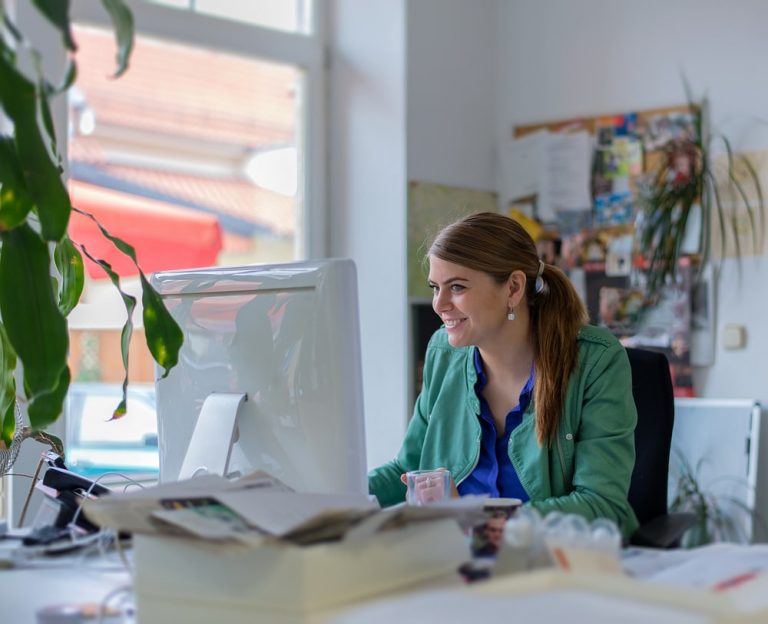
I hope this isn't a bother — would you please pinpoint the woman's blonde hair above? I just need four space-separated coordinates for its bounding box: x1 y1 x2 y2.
428 212 588 445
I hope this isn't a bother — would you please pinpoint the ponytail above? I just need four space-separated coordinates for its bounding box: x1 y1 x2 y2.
528 264 588 445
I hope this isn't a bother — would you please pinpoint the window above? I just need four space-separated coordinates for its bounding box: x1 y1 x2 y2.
69 24 302 267
61 0 326 480
147 0 313 34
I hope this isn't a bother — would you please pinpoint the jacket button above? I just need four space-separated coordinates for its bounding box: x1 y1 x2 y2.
565 433 573 441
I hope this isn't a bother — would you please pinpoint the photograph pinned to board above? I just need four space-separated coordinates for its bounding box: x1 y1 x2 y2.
585 257 694 396
635 109 697 151
604 234 633 277
591 114 642 227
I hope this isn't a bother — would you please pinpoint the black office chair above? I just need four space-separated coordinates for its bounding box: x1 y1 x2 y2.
625 347 697 548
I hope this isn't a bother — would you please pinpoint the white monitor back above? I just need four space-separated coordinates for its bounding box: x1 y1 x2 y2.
151 258 367 495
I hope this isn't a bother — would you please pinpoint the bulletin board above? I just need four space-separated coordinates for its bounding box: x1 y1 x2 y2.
511 103 695 229
508 103 700 395
513 104 693 137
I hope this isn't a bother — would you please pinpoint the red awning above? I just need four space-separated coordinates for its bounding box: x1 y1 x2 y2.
68 181 223 279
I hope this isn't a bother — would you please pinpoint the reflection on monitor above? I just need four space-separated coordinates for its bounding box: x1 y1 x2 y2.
150 258 367 495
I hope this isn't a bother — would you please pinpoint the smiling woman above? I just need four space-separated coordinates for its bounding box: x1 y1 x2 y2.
369 212 640 539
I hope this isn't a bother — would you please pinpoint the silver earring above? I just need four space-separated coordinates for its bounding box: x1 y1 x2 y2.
507 308 516 321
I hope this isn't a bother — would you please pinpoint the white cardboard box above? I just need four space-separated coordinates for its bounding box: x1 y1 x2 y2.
133 518 469 623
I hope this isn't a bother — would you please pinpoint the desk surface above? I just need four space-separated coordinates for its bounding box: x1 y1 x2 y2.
3 542 768 623
1 539 131 622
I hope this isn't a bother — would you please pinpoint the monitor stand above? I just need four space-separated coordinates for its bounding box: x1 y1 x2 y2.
178 393 247 480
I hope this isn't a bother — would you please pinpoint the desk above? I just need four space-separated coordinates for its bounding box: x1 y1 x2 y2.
1 553 131 621
3 542 768 623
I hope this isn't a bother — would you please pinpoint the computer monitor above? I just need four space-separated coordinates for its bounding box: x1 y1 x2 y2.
150 258 367 495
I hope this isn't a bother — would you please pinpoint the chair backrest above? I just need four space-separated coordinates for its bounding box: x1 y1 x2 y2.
625 347 675 526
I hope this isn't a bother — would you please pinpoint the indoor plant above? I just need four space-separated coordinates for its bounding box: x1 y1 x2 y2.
669 451 759 548
0 1 182 470
636 90 764 303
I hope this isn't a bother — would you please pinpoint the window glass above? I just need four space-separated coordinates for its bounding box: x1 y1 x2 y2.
64 382 159 480
65 22 306 480
147 0 313 34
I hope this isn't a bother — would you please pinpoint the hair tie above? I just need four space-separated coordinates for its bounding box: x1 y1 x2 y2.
534 260 546 294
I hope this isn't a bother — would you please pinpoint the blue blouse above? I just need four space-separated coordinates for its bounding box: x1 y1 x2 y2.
457 348 533 501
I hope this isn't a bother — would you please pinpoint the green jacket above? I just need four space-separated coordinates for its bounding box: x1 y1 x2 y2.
368 324 639 538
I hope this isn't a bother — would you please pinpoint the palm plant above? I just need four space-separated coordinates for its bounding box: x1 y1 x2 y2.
0 1 182 469
636 89 764 303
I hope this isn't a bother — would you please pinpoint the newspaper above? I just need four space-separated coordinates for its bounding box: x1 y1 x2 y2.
83 471 487 546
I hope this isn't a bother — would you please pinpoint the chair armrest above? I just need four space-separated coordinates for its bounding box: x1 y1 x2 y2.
629 512 698 549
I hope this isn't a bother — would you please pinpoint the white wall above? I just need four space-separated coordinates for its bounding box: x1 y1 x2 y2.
496 0 768 404
327 0 408 468
326 0 499 470
496 0 768 148
695 256 768 401
407 0 498 191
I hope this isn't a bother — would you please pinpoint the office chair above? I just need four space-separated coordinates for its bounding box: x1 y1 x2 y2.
625 347 697 548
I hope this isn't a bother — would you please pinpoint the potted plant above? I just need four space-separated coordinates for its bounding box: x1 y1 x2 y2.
0 1 182 472
636 90 764 303
669 451 759 548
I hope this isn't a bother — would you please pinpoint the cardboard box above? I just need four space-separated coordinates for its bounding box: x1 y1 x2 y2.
83 472 483 622
133 518 468 623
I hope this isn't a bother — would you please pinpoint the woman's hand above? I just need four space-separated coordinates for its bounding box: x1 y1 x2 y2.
400 468 459 502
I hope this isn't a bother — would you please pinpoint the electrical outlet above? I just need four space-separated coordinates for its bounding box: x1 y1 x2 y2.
722 324 746 350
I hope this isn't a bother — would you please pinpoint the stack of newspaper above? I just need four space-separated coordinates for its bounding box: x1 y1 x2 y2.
83 470 487 546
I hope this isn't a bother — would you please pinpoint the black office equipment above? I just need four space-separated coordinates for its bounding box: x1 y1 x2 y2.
33 460 111 537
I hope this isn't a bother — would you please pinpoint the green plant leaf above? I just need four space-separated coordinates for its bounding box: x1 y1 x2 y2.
705 169 728 265
29 429 65 458
139 272 183 377
54 235 84 316
683 514 712 548
0 323 17 446
0 136 35 230
1 401 15 448
0 53 71 242
101 0 134 78
77 244 134 420
31 0 77 52
45 58 77 96
72 206 183 379
0 224 68 396
28 365 70 429
637 94 765 304
38 85 60 162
